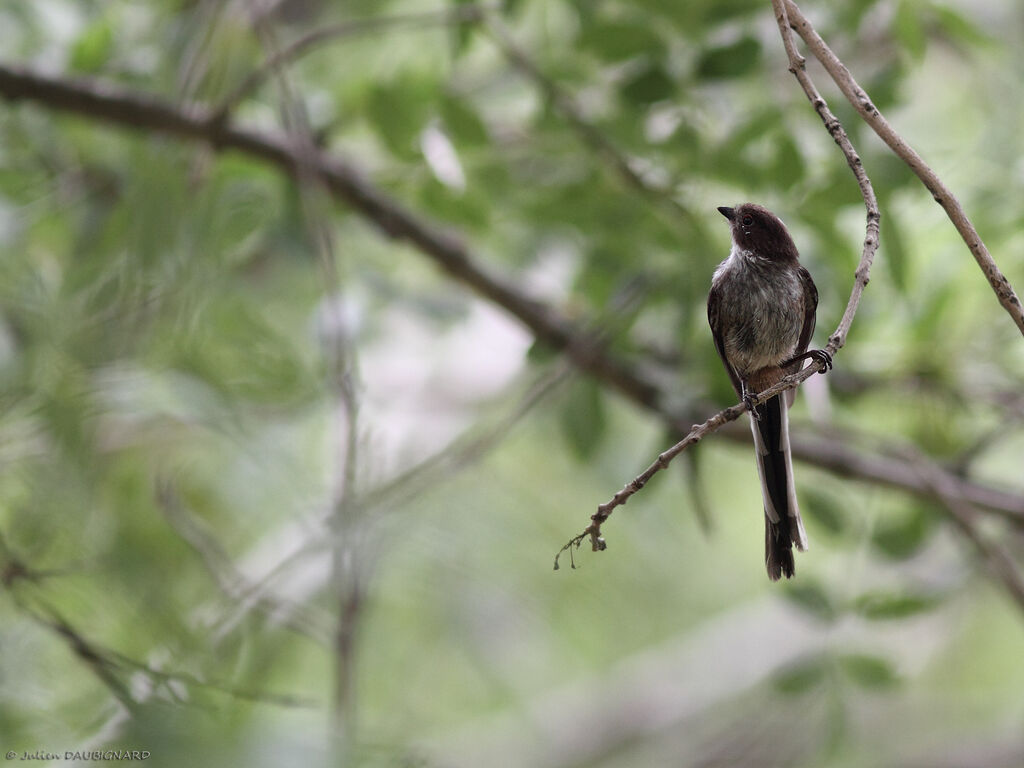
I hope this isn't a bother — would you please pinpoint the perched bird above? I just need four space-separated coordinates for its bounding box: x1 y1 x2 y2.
707 204 831 580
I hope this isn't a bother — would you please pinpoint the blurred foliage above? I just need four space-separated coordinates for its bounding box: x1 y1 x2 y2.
0 0 1023 766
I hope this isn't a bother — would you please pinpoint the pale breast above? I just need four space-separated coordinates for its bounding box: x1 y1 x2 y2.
712 250 805 377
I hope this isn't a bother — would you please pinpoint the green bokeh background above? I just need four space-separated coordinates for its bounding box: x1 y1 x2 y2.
0 0 1022 766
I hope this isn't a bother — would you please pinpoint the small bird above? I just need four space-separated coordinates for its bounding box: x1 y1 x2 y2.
707 204 832 580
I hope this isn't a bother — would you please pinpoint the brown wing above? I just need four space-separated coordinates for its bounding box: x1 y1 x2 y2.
794 265 819 362
707 283 743 397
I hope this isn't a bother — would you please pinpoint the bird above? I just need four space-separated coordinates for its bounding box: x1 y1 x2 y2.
707 203 831 580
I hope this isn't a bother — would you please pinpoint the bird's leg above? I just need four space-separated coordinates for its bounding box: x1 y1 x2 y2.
741 381 761 421
782 348 833 373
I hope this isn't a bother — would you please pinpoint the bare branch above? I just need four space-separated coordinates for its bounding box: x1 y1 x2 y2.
556 1 884 564
249 16 364 750
783 0 1024 337
0 63 665 411
10 579 321 711
0 64 1019 550
771 0 880 354
156 478 334 645
556 363 827 567
906 450 1024 615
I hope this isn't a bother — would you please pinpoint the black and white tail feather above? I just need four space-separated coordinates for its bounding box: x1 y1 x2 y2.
751 393 808 581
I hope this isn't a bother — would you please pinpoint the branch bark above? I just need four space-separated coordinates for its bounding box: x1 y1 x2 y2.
556 0 883 563
783 0 1024 337
0 63 1020 557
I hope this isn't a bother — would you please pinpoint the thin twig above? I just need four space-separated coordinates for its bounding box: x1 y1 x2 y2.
251 16 363 751
784 0 1024 337
771 0 880 354
555 0 883 566
11 589 322 710
0 66 1019 535
556 364 827 567
156 478 334 645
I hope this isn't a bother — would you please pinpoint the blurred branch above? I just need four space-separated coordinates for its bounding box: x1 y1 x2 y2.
0 62 661 411
250 16 364 752
362 362 573 515
0 64 1020 558
155 478 334 645
20 599 136 710
784 428 1024 526
783 0 1024 337
4 575 320 711
556 0 883 565
213 4 492 124
909 451 1024 614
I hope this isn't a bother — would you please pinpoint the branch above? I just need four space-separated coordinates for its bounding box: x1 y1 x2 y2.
556 364 827 568
771 0 880 353
248 16 365 750
9 582 320 710
783 0 1024 337
0 64 1019 548
906 450 1024 615
556 1 883 565
156 478 334 645
0 63 661 412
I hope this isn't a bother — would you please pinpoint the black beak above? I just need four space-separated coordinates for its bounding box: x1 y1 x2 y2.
717 206 735 221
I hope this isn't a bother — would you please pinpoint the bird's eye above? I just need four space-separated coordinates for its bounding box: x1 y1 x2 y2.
741 214 754 226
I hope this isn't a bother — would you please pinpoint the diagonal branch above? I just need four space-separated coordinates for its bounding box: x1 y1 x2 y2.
783 0 1024 337
0 63 661 413
771 0 879 354
906 450 1024 614
556 1 883 564
0 64 1020 544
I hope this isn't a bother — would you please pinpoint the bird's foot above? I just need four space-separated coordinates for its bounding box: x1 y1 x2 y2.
783 348 833 373
742 391 761 420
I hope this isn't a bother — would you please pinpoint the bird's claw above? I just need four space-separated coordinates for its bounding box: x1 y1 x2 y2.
743 392 761 420
808 349 833 372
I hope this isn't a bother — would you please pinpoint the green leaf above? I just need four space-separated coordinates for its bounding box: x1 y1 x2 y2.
619 62 676 105
893 0 927 61
930 4 995 50
701 0 762 24
695 37 761 80
579 19 665 62
773 654 828 695
69 19 114 73
853 591 941 620
783 580 837 623
449 2 479 56
366 75 438 159
439 95 490 147
880 201 909 293
870 504 937 560
771 132 806 190
839 653 899 689
559 378 607 461
417 177 489 230
800 486 847 537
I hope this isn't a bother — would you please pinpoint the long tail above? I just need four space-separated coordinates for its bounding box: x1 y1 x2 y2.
751 393 808 580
